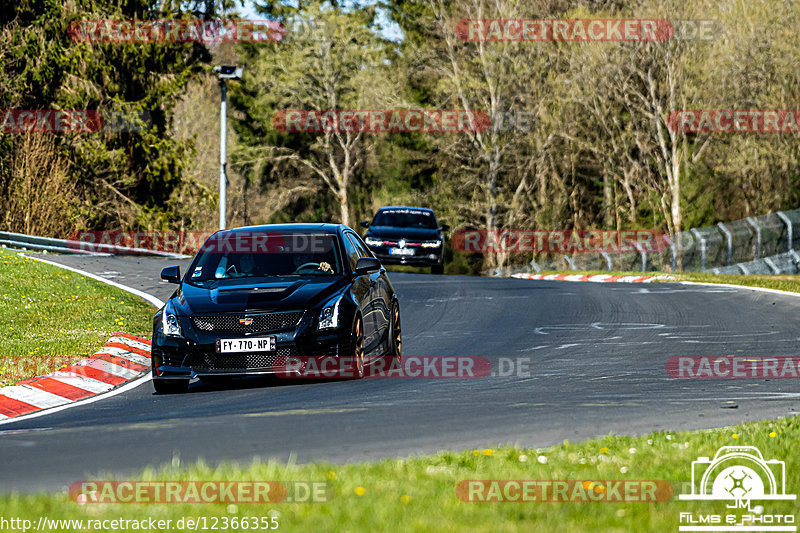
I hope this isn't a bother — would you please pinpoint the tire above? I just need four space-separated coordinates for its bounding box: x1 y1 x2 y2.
153 378 189 394
347 315 365 379
431 263 444 275
388 301 402 362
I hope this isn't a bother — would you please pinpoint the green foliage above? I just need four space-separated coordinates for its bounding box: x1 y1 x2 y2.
231 0 393 225
0 0 212 233
5 0 800 259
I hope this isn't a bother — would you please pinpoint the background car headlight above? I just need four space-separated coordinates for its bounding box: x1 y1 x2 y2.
421 240 442 248
364 237 383 246
161 301 182 337
318 295 341 330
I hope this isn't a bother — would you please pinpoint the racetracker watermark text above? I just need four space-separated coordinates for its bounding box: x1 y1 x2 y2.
666 356 800 379
274 356 493 379
456 480 673 502
457 19 672 41
68 19 283 43
273 110 492 133
455 19 719 42
1 110 151 133
668 110 800 133
69 480 329 504
452 229 667 254
66 231 339 255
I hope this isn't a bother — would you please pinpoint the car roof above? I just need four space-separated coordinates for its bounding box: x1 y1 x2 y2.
376 206 435 213
215 223 344 235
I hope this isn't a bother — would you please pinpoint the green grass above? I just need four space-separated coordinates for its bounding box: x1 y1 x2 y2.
525 269 800 294
674 272 800 293
0 249 153 386
2 256 799 531
1 418 797 532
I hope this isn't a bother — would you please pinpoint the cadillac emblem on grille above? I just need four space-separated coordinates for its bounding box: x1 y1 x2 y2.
192 311 304 333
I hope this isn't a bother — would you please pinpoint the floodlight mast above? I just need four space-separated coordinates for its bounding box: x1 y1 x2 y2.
213 65 243 230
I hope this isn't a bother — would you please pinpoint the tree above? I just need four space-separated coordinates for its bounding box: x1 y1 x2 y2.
233 0 391 226
404 0 564 270
0 0 215 233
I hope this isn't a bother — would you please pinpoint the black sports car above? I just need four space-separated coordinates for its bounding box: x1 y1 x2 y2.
361 206 449 274
151 223 401 393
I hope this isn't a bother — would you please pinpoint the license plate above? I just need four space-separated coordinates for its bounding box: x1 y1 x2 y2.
389 247 414 256
216 337 276 353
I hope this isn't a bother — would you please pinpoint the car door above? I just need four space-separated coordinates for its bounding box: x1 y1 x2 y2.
342 232 376 351
348 232 388 353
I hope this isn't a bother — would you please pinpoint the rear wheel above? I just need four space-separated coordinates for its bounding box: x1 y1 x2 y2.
153 378 189 394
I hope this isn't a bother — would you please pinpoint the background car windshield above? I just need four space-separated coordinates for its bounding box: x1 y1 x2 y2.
187 232 342 282
373 209 437 229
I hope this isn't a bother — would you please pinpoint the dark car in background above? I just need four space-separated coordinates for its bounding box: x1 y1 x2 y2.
361 206 449 274
151 223 401 393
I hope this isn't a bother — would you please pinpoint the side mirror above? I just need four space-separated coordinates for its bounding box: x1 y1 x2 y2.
161 265 181 284
354 257 381 274
440 223 450 232
360 220 370 228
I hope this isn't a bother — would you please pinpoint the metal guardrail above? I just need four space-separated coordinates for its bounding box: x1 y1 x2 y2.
7 210 799 273
491 208 800 276
0 231 190 259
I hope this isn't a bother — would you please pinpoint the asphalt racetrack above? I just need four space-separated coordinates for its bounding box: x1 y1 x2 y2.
2 254 799 492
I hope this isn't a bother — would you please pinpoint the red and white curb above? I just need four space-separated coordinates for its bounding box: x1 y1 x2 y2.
0 332 151 421
511 273 673 283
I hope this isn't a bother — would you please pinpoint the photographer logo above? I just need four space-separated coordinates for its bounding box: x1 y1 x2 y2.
678 446 795 531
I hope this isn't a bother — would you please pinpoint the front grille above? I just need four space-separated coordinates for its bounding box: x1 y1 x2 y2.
192 311 303 334
190 346 300 371
375 241 421 247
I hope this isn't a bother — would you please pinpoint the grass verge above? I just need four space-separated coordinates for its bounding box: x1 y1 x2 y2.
1 417 797 532
1 259 798 531
0 249 153 386
523 269 800 294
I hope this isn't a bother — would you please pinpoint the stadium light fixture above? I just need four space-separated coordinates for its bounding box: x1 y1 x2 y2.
213 65 243 230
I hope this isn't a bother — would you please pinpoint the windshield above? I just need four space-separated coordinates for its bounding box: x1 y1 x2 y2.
372 209 437 229
186 232 342 284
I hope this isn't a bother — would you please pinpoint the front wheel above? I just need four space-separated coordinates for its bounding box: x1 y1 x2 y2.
431 263 444 275
388 301 402 362
347 315 365 379
153 378 189 394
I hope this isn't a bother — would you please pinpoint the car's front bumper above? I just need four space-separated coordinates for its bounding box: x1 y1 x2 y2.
151 326 350 379
368 246 442 266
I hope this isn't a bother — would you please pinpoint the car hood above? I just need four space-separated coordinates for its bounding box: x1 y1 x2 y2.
367 226 440 241
174 276 346 315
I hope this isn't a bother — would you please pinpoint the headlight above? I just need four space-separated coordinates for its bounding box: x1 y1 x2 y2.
421 240 442 248
318 295 342 330
364 237 383 246
161 301 182 337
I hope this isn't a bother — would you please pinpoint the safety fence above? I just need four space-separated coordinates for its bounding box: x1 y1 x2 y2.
0 231 189 259
489 208 800 275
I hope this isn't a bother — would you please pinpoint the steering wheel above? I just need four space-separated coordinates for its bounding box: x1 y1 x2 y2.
294 262 320 274
225 264 239 276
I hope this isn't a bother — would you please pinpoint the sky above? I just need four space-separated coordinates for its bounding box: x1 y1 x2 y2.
236 0 404 41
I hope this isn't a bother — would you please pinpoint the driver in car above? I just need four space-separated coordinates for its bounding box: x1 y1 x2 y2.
290 253 333 274
291 253 317 272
